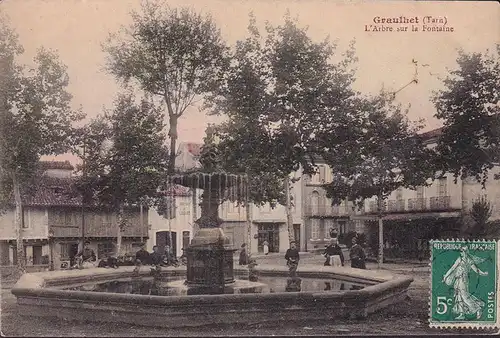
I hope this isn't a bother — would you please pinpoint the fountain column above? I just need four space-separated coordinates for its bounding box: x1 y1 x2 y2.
182 138 238 290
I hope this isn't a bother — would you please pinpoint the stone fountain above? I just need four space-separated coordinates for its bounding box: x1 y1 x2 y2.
166 128 247 293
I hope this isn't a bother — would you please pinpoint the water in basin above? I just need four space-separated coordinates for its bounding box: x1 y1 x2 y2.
64 276 366 296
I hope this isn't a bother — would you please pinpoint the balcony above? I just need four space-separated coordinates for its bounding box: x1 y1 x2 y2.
408 198 426 211
305 205 349 217
387 200 405 212
430 196 451 210
369 201 387 213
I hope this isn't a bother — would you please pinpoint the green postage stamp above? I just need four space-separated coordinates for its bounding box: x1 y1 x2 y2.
430 240 499 329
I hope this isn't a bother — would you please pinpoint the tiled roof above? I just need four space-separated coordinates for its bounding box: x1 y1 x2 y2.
38 160 74 171
21 176 82 207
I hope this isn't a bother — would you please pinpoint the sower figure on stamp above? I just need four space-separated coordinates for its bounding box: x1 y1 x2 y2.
442 246 489 320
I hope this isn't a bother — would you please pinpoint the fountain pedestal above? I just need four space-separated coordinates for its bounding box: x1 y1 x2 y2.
185 228 237 288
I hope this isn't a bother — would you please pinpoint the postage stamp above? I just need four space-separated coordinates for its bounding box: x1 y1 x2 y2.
430 240 499 329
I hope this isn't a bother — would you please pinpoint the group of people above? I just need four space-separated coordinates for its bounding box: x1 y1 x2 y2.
323 236 367 269
71 241 183 270
239 234 367 272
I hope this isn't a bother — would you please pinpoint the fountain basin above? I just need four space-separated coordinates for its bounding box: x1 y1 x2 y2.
11 265 413 328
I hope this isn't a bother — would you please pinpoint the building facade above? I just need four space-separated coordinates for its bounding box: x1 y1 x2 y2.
303 162 363 252
249 170 304 254
0 161 148 270
352 128 500 260
147 185 195 257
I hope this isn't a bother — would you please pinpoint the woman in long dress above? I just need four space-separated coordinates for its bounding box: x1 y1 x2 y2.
263 241 269 255
442 246 489 320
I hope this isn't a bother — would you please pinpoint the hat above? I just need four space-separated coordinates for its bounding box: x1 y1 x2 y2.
84 240 91 245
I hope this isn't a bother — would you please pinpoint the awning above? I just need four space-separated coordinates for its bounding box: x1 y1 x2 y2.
350 211 461 222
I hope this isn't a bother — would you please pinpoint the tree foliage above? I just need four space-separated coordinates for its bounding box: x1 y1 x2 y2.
206 13 358 206
103 0 228 173
75 91 169 211
323 91 436 209
433 46 500 187
467 196 493 239
0 14 82 271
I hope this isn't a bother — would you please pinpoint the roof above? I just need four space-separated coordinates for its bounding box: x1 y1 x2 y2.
419 127 443 141
38 160 74 171
180 142 202 157
21 176 82 207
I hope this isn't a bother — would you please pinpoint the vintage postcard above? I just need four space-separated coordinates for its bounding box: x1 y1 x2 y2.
0 0 498 336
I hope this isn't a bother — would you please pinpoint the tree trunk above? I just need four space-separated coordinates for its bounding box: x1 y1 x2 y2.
12 172 25 274
377 195 384 268
116 205 125 256
139 203 143 243
246 200 252 254
191 187 199 235
285 176 295 246
167 115 178 174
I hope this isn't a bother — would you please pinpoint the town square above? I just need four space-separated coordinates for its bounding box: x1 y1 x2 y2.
0 0 499 336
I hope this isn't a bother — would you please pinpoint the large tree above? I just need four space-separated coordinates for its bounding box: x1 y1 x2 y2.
432 46 500 186
0 16 82 272
322 91 436 265
75 91 169 255
103 0 228 174
206 14 358 244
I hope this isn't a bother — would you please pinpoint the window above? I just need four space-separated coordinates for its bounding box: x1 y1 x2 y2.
22 208 30 228
53 210 73 226
338 221 347 235
319 166 326 183
98 242 115 259
416 186 424 199
311 219 320 240
438 177 447 196
323 219 334 238
178 200 190 216
60 242 77 260
396 187 403 200
311 191 320 214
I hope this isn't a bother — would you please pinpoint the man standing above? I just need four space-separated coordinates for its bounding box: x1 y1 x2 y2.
285 241 300 276
349 237 366 269
239 243 249 265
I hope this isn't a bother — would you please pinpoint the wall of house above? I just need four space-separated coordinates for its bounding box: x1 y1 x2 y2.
147 195 194 254
462 168 500 221
0 207 48 240
51 238 139 270
48 207 148 238
44 169 72 178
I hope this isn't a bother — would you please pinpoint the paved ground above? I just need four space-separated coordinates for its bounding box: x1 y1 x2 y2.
0 254 490 336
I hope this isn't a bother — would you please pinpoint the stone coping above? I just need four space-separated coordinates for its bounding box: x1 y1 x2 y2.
11 264 413 328
12 264 412 303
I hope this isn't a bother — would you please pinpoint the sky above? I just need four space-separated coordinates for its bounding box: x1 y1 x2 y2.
1 0 498 164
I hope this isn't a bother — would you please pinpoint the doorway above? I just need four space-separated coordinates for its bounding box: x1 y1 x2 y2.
32 245 43 265
257 223 280 253
156 231 177 257
182 231 190 252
